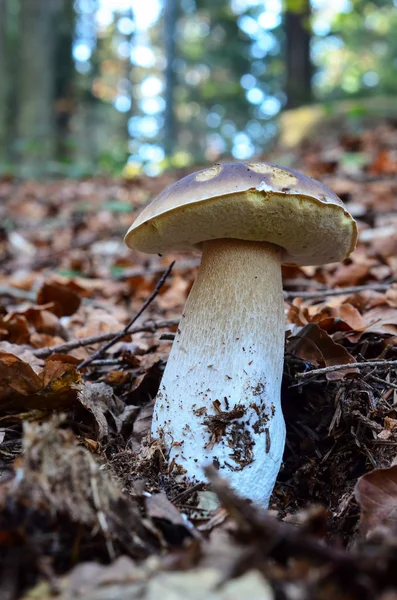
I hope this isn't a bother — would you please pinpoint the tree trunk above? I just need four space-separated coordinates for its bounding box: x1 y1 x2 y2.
17 0 60 175
164 0 177 157
285 0 312 109
0 0 8 163
54 0 75 162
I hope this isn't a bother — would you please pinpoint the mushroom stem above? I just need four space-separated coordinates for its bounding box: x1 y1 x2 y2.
152 238 285 506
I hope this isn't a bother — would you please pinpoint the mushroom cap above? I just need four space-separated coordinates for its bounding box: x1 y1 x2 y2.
125 162 357 266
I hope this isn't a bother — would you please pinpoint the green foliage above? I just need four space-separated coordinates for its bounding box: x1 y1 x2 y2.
314 0 397 101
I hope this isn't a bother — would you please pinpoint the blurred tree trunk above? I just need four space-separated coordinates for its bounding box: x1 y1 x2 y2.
122 7 134 152
0 0 8 163
17 0 60 174
164 0 177 157
54 0 75 162
284 0 312 109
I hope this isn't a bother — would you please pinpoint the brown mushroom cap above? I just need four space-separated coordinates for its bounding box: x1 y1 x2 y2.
125 162 357 266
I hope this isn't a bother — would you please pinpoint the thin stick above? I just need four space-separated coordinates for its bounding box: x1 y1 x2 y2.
297 359 397 379
172 482 205 504
0 285 36 301
283 283 391 300
160 333 176 341
205 466 367 569
369 374 397 390
78 262 175 369
33 317 179 359
90 358 123 367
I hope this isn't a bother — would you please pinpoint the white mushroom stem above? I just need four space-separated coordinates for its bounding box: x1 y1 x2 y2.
152 238 285 506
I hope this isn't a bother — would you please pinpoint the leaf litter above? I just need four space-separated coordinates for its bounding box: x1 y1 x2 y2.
3 123 397 597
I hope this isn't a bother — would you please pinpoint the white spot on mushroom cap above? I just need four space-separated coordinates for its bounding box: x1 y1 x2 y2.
195 164 222 182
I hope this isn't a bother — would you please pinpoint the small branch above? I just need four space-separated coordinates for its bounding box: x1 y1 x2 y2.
297 359 397 379
33 317 180 359
90 358 123 367
205 466 368 569
160 333 176 341
78 262 175 370
369 374 397 391
283 283 391 300
172 482 205 504
0 285 37 301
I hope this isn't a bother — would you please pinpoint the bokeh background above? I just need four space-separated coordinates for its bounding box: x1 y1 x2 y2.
1 0 397 178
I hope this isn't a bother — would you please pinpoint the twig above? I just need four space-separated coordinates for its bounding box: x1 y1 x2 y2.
205 466 370 569
160 333 176 341
33 317 180 359
297 359 397 379
0 285 36 301
283 283 391 300
90 358 123 367
78 261 175 370
172 482 206 504
369 374 397 390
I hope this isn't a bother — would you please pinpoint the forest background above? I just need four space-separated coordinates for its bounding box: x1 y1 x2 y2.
1 0 396 178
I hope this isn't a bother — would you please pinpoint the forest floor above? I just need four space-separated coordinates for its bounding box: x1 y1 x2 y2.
2 121 397 599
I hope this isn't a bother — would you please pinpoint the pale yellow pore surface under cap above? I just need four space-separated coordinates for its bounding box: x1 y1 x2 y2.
125 162 357 266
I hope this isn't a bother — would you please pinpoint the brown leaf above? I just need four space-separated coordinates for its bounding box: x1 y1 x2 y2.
37 281 81 317
369 149 397 175
287 323 358 380
330 261 372 287
0 351 42 398
355 465 397 536
0 351 80 410
41 359 80 392
0 341 43 373
21 305 67 338
0 314 30 344
128 400 154 451
77 382 122 440
145 492 187 528
363 305 397 336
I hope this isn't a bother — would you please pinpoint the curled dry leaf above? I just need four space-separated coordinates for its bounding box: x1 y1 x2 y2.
287 323 358 380
0 313 31 344
145 492 193 545
0 351 80 410
77 382 123 440
37 281 81 317
355 465 397 537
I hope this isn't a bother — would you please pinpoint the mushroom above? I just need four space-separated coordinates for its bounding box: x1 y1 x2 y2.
124 162 357 506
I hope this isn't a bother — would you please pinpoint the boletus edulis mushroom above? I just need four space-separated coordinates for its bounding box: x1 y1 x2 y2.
124 162 357 506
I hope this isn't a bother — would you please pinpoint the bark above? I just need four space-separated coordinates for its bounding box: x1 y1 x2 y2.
285 0 312 108
54 0 75 161
17 0 61 174
164 0 177 156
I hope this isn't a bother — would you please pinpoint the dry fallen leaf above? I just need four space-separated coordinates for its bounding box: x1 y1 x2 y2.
77 382 123 440
0 351 80 410
37 281 81 317
355 465 397 536
287 323 358 380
